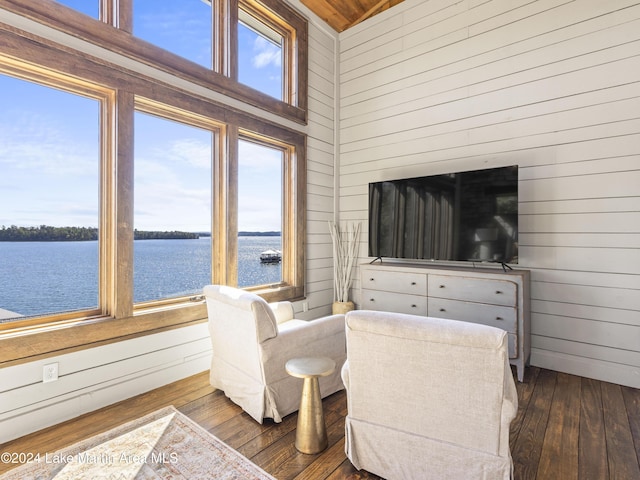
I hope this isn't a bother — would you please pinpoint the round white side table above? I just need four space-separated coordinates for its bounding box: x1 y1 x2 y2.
285 356 336 454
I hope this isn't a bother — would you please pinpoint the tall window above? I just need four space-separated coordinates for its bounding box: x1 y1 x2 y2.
0 73 102 322
238 9 283 100
237 139 283 288
133 106 215 305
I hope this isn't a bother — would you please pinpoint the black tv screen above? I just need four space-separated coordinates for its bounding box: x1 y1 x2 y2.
368 165 518 264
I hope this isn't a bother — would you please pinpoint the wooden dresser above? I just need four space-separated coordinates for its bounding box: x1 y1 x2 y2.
360 262 530 381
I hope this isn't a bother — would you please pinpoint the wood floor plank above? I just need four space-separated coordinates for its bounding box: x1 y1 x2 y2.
2 368 640 479
511 368 557 480
537 373 581 480
206 407 276 450
235 413 299 459
177 389 243 430
579 377 609 480
622 385 640 469
324 459 382 479
601 382 640 480
293 437 347 480
252 407 345 479
510 365 541 449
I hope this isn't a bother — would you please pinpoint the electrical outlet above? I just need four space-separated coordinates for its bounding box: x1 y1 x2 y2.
43 363 59 383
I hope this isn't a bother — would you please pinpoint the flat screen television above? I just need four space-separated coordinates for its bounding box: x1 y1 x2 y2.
368 165 518 264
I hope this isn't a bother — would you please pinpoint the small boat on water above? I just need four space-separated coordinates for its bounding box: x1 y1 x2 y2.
260 249 281 264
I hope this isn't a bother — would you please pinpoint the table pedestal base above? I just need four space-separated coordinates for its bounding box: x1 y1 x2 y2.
295 376 327 454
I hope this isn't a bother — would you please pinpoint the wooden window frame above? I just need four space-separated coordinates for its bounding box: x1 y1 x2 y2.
0 57 117 327
0 0 308 124
227 130 305 301
0 9 306 365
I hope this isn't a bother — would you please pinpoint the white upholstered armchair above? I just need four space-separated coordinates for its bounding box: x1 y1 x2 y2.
342 310 518 480
203 285 347 423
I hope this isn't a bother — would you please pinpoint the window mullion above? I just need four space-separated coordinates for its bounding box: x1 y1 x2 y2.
112 0 133 33
228 0 239 81
213 125 238 286
215 0 233 77
112 90 135 319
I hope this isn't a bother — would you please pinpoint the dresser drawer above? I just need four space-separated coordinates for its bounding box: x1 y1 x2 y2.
427 298 517 334
428 299 518 359
361 289 428 316
362 270 426 296
428 275 517 307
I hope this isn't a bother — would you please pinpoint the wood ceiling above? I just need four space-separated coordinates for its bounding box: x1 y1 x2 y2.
300 0 405 32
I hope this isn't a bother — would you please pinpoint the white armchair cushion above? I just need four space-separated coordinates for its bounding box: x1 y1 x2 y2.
268 301 295 324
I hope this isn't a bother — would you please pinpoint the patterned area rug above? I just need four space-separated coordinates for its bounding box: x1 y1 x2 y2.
1 406 275 479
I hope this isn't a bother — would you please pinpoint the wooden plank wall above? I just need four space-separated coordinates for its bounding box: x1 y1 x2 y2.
304 19 339 315
337 0 640 387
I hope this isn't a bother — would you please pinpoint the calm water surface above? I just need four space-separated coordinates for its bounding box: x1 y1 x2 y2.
0 236 281 318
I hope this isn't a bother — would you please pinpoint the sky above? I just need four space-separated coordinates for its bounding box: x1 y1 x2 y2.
0 0 283 233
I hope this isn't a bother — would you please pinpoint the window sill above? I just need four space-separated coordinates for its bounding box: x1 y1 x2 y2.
0 303 208 367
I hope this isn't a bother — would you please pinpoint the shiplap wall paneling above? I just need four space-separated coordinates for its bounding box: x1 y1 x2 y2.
337 0 640 387
301 21 338 314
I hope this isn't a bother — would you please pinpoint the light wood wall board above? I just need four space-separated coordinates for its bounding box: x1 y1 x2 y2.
337 0 640 387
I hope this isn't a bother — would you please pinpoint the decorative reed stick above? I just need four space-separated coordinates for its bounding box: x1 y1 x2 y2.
328 221 361 302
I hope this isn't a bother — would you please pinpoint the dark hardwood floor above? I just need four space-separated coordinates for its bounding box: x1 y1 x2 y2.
1 366 639 479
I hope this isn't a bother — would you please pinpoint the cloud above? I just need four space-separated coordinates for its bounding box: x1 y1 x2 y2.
166 138 212 169
252 36 282 69
0 110 98 177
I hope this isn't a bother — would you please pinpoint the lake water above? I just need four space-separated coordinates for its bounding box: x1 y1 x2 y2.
0 236 281 319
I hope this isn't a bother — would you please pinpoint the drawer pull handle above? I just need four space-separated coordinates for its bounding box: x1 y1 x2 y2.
439 308 446 312
411 282 417 286
411 304 417 308
439 285 445 288
496 316 503 321
370 298 375 302
370 278 375 282
496 290 502 294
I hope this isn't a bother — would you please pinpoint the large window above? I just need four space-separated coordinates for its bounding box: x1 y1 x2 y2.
237 139 283 288
238 8 283 100
133 107 216 304
0 0 307 358
0 72 105 324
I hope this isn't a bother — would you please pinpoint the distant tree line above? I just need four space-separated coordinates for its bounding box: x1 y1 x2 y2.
0 225 199 241
238 231 281 236
133 229 199 240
